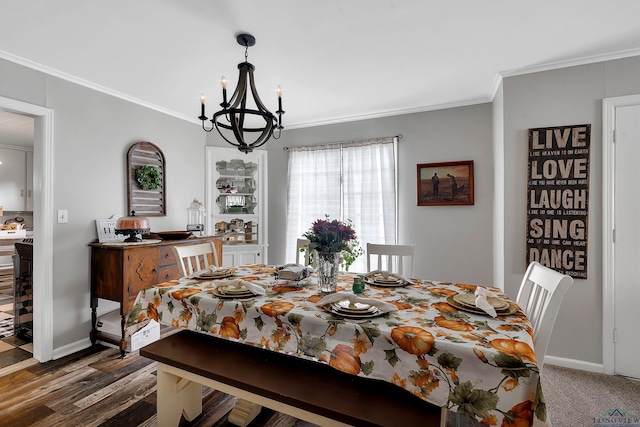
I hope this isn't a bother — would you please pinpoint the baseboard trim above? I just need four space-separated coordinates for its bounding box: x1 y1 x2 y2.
544 355 604 373
52 338 92 360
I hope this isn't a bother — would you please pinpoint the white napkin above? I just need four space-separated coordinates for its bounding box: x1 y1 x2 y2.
201 266 233 275
209 279 266 296
316 292 397 313
189 266 234 279
276 264 313 281
364 270 408 283
474 287 497 317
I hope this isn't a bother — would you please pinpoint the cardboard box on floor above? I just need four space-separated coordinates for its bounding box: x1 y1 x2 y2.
96 310 160 352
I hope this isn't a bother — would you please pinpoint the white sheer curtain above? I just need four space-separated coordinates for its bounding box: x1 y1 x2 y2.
285 138 397 272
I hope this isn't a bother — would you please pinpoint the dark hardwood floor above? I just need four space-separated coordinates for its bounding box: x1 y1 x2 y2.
0 328 318 427
0 327 466 427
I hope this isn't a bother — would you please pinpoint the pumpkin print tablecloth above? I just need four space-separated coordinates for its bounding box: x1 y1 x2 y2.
127 265 547 427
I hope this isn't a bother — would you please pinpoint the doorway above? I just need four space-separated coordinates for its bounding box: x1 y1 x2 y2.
0 118 34 368
603 94 640 379
0 96 53 363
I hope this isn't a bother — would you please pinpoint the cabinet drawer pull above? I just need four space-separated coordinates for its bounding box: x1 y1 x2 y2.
152 268 158 274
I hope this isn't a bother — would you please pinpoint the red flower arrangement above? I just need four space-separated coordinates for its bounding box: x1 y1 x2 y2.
303 216 363 269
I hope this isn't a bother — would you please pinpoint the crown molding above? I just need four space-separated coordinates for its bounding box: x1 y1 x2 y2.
285 97 492 130
4 46 640 132
500 47 640 78
0 49 196 124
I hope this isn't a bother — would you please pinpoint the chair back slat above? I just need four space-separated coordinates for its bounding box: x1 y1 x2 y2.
366 244 415 277
515 261 573 368
171 242 219 277
296 238 311 266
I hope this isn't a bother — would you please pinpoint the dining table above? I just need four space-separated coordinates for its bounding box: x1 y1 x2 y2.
127 264 548 427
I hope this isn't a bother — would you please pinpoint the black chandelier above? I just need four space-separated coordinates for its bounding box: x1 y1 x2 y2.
198 33 284 154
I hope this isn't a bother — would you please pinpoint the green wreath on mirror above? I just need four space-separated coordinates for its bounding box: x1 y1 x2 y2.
135 165 162 190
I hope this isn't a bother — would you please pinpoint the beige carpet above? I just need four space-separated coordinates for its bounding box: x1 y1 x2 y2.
445 365 640 427
542 364 640 427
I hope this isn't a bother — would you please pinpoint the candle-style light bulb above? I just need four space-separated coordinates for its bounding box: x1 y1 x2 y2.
221 76 228 106
199 92 206 118
276 85 283 112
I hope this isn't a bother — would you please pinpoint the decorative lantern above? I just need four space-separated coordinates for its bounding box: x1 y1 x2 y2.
187 199 206 236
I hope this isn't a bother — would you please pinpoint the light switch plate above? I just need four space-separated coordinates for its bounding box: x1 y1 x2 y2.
57 209 68 223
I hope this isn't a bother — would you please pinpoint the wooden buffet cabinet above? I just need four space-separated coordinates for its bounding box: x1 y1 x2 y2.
89 236 222 355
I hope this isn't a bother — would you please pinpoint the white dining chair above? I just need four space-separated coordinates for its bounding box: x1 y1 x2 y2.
516 261 574 368
172 242 220 277
295 238 311 266
366 243 415 277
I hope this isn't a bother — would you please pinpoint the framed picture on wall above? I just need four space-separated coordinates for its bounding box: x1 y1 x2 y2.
417 160 474 206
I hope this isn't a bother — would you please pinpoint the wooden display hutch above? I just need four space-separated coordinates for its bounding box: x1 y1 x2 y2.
89 236 222 356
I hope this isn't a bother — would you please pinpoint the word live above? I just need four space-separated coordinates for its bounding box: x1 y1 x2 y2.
530 126 589 149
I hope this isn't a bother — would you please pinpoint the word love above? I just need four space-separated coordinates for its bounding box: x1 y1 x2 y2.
530 158 588 180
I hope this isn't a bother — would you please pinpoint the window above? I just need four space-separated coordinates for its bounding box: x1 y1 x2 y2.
285 137 397 272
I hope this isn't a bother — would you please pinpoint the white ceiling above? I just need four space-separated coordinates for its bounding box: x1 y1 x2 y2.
0 110 33 147
2 0 640 143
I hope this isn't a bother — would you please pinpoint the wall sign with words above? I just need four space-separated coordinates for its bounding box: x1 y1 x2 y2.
525 124 591 278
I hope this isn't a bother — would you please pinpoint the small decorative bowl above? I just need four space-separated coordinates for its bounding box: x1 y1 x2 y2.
156 231 193 240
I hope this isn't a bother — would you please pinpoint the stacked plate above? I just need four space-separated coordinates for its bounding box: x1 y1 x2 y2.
446 293 517 315
455 293 509 310
364 274 407 287
325 300 384 319
211 284 255 299
196 268 234 280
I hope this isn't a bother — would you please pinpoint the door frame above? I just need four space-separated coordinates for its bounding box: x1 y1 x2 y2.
602 94 640 375
0 96 54 362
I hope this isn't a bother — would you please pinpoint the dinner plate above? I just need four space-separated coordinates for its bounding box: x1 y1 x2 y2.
453 293 510 310
211 287 255 299
332 300 376 313
364 277 408 287
197 273 234 280
446 295 518 316
218 285 250 294
196 269 234 279
325 304 384 319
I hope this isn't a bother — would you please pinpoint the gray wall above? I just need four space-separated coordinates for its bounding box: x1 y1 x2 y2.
265 104 495 286
499 55 640 365
1 58 206 349
4 49 640 365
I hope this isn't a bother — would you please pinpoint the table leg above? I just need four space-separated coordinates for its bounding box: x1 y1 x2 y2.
228 398 263 426
156 363 203 426
119 313 127 358
90 296 98 346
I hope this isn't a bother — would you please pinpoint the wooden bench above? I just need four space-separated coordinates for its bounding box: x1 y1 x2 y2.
141 330 443 427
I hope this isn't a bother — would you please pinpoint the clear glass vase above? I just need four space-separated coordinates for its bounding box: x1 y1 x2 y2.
315 250 340 293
